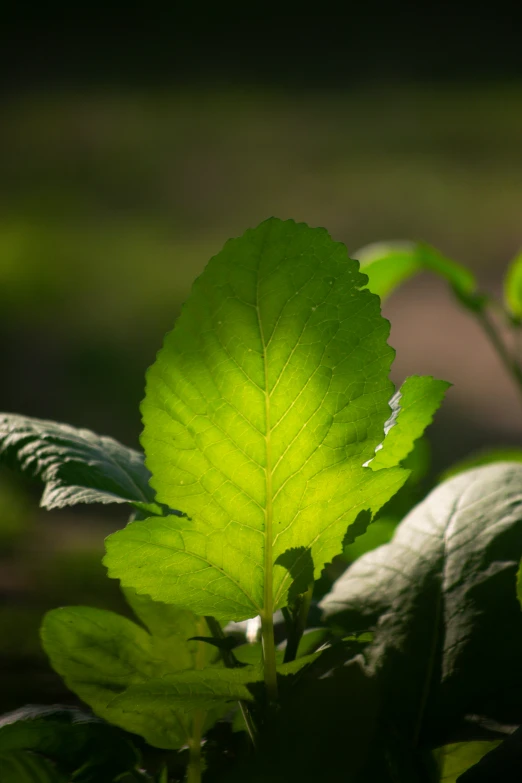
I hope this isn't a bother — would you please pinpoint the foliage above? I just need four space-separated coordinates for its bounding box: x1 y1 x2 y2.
3 218 522 780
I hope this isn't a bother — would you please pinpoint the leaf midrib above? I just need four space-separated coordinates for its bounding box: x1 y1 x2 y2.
256 254 274 622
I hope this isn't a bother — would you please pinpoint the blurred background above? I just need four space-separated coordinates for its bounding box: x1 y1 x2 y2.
1 7 522 711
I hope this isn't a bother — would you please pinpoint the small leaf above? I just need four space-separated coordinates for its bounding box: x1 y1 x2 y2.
0 413 161 511
355 241 477 302
321 463 522 745
41 600 219 749
105 218 409 623
0 751 66 783
435 741 500 782
369 375 450 470
456 727 522 781
504 250 522 320
0 705 138 783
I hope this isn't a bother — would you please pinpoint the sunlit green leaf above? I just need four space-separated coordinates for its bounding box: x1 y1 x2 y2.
435 741 500 782
105 218 409 623
0 413 161 513
369 375 450 470
355 241 477 302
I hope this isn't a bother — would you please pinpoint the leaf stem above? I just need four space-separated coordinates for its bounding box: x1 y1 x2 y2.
204 616 259 748
260 610 278 702
187 711 204 783
474 306 522 402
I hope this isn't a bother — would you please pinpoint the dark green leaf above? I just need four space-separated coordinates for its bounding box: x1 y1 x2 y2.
0 413 160 511
0 705 138 782
0 751 66 783
321 463 522 747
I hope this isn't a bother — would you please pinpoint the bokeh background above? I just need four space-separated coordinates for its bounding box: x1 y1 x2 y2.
2 9 522 712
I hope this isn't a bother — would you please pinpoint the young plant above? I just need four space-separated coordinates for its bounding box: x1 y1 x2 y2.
2 218 522 781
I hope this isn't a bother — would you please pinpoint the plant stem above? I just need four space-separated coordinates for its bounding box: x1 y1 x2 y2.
475 307 522 401
260 610 278 702
187 711 204 783
204 616 259 748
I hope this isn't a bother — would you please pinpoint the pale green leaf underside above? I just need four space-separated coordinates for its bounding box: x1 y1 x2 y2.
435 741 500 783
0 413 156 511
105 218 408 621
355 241 476 301
40 601 216 749
369 375 450 470
504 249 522 318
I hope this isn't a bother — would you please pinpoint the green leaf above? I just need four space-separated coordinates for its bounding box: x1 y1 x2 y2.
440 447 522 482
0 751 66 783
455 727 522 781
321 463 522 745
435 742 500 782
355 241 477 302
0 705 139 783
504 250 522 319
41 598 219 749
105 218 409 622
0 413 160 512
111 667 256 714
368 375 450 470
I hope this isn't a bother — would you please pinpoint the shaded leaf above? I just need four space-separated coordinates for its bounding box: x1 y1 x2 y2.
41 597 219 749
321 463 522 746
105 218 409 623
0 751 66 783
0 413 161 512
355 241 477 302
0 705 138 783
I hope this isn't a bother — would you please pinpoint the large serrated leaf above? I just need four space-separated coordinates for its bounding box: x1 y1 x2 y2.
0 413 158 511
40 595 220 749
104 218 410 623
321 463 522 747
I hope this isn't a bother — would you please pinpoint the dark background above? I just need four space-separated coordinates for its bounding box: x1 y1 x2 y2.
1 7 522 710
